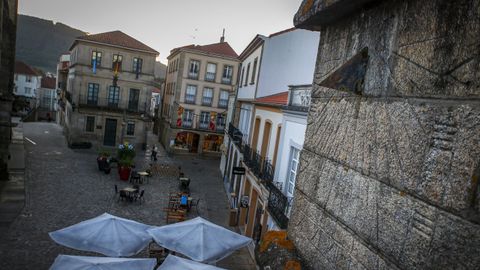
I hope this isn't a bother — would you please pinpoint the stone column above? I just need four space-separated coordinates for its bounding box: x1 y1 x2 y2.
0 0 17 181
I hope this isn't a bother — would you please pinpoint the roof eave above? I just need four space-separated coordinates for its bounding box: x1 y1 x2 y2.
71 39 159 55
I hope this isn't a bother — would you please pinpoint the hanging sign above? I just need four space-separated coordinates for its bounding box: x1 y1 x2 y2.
232 166 246 175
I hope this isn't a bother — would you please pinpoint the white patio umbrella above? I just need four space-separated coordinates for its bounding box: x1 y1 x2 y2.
159 255 226 270
148 217 252 263
50 255 157 270
49 213 153 257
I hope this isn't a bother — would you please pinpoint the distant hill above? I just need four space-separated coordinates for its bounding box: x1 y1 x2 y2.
15 14 86 73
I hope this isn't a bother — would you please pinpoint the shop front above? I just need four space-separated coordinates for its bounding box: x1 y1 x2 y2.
202 134 224 153
174 131 200 153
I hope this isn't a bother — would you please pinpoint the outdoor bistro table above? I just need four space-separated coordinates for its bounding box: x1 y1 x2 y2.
138 171 149 184
121 187 138 201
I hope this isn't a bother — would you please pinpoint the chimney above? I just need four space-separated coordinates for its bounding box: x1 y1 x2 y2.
220 28 225 43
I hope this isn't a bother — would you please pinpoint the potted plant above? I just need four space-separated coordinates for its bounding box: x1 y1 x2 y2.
117 142 135 181
97 149 111 172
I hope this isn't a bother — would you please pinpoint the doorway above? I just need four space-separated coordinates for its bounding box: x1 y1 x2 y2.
104 118 117 146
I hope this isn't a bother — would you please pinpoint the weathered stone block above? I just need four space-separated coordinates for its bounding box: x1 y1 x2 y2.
291 0 480 269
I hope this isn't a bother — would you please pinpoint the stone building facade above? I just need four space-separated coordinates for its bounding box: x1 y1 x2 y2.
288 0 480 269
63 31 158 149
0 0 17 181
159 40 239 155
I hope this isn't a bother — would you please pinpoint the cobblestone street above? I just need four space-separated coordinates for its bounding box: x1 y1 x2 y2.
0 122 255 269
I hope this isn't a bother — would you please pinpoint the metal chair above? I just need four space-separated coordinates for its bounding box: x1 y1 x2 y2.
190 199 200 215
136 190 145 204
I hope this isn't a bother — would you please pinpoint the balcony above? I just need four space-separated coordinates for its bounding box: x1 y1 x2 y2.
78 95 148 113
198 121 209 130
242 144 275 185
202 97 213 106
221 77 232 84
205 72 216 82
227 123 243 147
188 72 199 80
172 111 226 134
218 99 228 109
267 183 291 229
185 95 196 104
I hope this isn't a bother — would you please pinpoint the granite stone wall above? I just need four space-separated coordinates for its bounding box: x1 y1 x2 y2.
289 0 480 269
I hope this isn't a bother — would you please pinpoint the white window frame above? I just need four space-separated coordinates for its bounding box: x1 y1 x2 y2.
202 87 213 106
286 147 300 197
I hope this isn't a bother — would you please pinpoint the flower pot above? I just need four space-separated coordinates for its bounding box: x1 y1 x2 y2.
118 166 131 181
97 157 108 171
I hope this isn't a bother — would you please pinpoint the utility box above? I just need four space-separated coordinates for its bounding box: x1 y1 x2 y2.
228 208 238 226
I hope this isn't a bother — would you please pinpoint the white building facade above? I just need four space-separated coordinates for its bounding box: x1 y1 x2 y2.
222 28 319 255
14 61 41 102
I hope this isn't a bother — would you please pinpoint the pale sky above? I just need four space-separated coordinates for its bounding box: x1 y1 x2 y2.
19 0 303 63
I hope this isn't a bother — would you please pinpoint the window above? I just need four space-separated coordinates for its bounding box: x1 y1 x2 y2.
205 63 217 81
218 90 229 108
14 86 17 93
25 75 32 83
25 87 31 94
251 57 258 84
133 57 143 77
182 109 193 128
108 86 120 107
128 89 140 111
86 116 95 132
199 111 210 129
14 74 18 81
87 83 99 105
222 65 233 84
202 88 213 106
287 147 300 196
126 122 135 136
112 54 123 72
216 114 225 131
185 85 197 104
239 67 244 87
91 51 102 67
244 63 250 86
188 60 200 79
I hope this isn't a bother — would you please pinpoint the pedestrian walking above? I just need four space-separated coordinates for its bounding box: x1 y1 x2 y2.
151 145 158 161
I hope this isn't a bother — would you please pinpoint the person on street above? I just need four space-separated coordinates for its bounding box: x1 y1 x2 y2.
151 145 158 161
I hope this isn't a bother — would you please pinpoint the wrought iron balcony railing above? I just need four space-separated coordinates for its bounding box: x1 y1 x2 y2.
228 123 243 147
218 99 228 108
221 77 232 84
202 97 213 106
205 72 216 82
267 183 291 229
78 95 148 113
188 72 199 80
242 144 275 185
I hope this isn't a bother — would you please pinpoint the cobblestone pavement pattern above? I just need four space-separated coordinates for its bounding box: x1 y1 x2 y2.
0 122 255 269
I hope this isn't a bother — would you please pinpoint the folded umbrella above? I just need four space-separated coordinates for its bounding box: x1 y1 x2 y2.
50 255 156 270
148 217 252 263
49 213 153 257
159 254 226 270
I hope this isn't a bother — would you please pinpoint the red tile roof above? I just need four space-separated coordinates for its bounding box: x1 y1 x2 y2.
41 77 56 89
255 91 289 106
15 61 40 76
75 31 159 54
170 42 238 59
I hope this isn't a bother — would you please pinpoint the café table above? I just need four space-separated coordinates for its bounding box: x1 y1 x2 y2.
121 187 138 202
138 171 149 184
